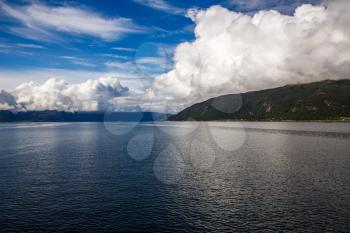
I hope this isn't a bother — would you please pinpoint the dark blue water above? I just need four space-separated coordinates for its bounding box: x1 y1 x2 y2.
0 122 349 232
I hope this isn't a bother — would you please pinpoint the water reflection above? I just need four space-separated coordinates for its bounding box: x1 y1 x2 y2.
0 122 349 232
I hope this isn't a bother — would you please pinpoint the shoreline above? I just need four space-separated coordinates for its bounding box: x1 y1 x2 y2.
168 119 350 123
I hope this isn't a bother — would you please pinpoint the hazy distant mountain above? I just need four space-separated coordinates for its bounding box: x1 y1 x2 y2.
0 111 168 122
169 80 350 121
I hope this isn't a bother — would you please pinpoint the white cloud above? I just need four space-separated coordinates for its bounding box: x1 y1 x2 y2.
0 2 144 41
152 1 350 107
2 1 349 113
0 42 37 56
104 61 135 71
100 53 129 59
135 57 172 76
132 0 186 15
0 43 12 49
59 56 96 67
15 43 45 49
0 77 130 111
135 57 166 65
136 57 171 69
0 69 177 112
0 42 44 49
104 57 171 77
0 90 17 110
0 68 141 91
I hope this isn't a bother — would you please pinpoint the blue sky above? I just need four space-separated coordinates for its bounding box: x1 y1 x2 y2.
0 0 321 90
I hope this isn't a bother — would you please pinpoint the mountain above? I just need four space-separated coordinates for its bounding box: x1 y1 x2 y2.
169 80 350 121
0 111 168 122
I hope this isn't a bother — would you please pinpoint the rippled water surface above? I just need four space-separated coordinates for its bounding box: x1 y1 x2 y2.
0 122 349 232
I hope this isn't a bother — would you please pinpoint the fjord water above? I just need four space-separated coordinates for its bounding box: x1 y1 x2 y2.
0 122 349 232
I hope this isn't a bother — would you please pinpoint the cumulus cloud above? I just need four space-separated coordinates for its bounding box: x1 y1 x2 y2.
0 1 144 41
0 90 17 110
1 1 349 113
0 77 130 112
152 0 350 106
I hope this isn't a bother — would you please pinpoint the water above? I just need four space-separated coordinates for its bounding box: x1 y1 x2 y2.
0 122 349 232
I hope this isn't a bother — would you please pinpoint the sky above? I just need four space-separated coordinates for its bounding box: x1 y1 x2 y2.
0 0 349 112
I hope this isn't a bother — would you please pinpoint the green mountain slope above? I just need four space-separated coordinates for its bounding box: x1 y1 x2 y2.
169 80 350 121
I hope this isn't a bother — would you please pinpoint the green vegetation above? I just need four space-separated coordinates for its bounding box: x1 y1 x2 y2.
169 80 350 121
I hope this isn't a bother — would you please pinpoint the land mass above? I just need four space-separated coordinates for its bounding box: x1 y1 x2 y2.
169 80 350 121
1 80 349 122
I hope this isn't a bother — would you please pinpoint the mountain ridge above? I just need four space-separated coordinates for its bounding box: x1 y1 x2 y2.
169 79 350 121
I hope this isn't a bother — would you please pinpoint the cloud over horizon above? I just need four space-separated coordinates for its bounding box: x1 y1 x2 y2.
0 77 130 112
152 0 350 105
1 1 350 112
